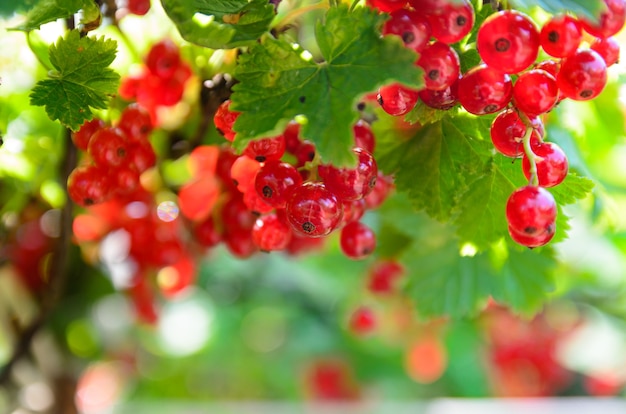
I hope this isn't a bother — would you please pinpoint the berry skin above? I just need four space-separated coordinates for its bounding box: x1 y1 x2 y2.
353 120 376 153
252 213 293 252
214 100 240 142
477 10 540 74
513 69 558 117
146 39 181 80
126 139 156 173
127 0 151 15
534 59 560 78
118 104 153 141
349 306 377 336
72 118 105 151
591 37 621 66
243 135 286 162
427 0 475 44
557 49 608 101
417 42 460 91
490 109 541 158
457 65 513 115
67 165 112 207
318 148 378 201
367 260 405 294
377 83 420 116
340 221 376 260
540 15 582 58
419 77 459 110
366 0 407 13
506 185 557 239
87 127 130 168
383 9 432 53
255 160 303 208
286 182 343 238
522 141 569 188
508 224 555 248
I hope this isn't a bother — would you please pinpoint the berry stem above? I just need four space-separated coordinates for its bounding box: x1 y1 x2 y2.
521 124 539 186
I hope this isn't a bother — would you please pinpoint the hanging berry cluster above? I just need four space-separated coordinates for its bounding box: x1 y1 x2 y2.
215 102 394 259
370 0 623 248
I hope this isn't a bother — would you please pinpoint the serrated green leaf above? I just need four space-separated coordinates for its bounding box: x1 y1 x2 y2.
550 171 594 205
509 0 605 22
383 116 490 220
231 5 423 166
30 30 119 131
454 156 526 250
11 0 92 31
161 0 275 49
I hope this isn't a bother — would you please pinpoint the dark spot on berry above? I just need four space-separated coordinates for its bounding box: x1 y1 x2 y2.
402 32 415 44
456 15 467 26
495 38 510 52
368 175 377 189
548 30 559 43
357 102 366 111
428 69 439 80
524 226 537 235
251 210 261 216
299 96 306 103
546 223 555 235
302 221 315 233
140 125 150 134
307 151 315 161
483 104 498 113
580 89 593 98
262 185 273 198
117 147 126 157
362 247 373 255
216 127 225 136
255 155 267 162
232 179 239 186
84 198 94 206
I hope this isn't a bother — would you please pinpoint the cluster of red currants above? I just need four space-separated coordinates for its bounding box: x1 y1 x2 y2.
213 101 395 259
119 39 192 123
369 0 623 247
67 105 156 207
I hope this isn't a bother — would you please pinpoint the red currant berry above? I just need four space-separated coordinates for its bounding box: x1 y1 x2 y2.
88 127 130 168
506 185 557 238
68 165 112 207
230 155 261 193
534 59 560 78
490 109 541 158
366 0 407 13
417 42 460 91
146 39 181 80
513 69 558 117
286 182 343 238
377 83 420 116
127 0 151 15
340 221 376 260
540 14 582 58
243 135 286 162
508 224 555 248
407 0 447 13
522 141 569 188
557 49 608 100
383 9 432 53
223 228 258 259
318 148 378 201
283 121 302 153
118 104 153 141
193 216 221 248
418 77 459 110
214 100 240 142
353 120 376 153
427 0 475 44
294 140 317 167
110 164 141 195
457 65 512 115
126 139 156 173
367 260 405 294
364 172 394 209
349 306 377 335
252 213 292 252
72 118 105 151
340 198 366 227
477 10 540 74
255 160 303 208
222 194 256 232
591 37 621 66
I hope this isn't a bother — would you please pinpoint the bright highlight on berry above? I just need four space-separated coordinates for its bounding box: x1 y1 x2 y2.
157 201 180 222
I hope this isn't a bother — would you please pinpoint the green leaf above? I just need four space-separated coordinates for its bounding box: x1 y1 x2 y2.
402 241 555 318
231 5 422 166
11 0 93 31
0 0 35 17
404 99 457 126
161 0 275 49
508 0 605 22
550 171 594 205
454 156 526 251
30 30 120 131
381 116 490 220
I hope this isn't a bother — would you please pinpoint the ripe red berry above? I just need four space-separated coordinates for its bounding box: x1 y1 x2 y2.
457 65 512 115
367 260 405 294
353 120 376 153
286 182 343 238
214 100 240 142
427 0 475 44
349 306 377 335
508 224 555 248
146 39 181 80
540 14 582 58
477 10 540 74
557 49 608 101
490 109 541 158
340 221 376 260
418 77 459 110
591 37 621 66
366 0 407 13
580 0 626 39
513 69 559 117
67 165 112 207
318 148 378 201
522 141 569 188
506 185 557 239
252 213 293 252
383 9 432 53
72 118 105 151
377 83 420 116
243 135 286 162
88 127 130 168
127 0 151 15
417 42 460 91
255 160 303 208
118 104 153 141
